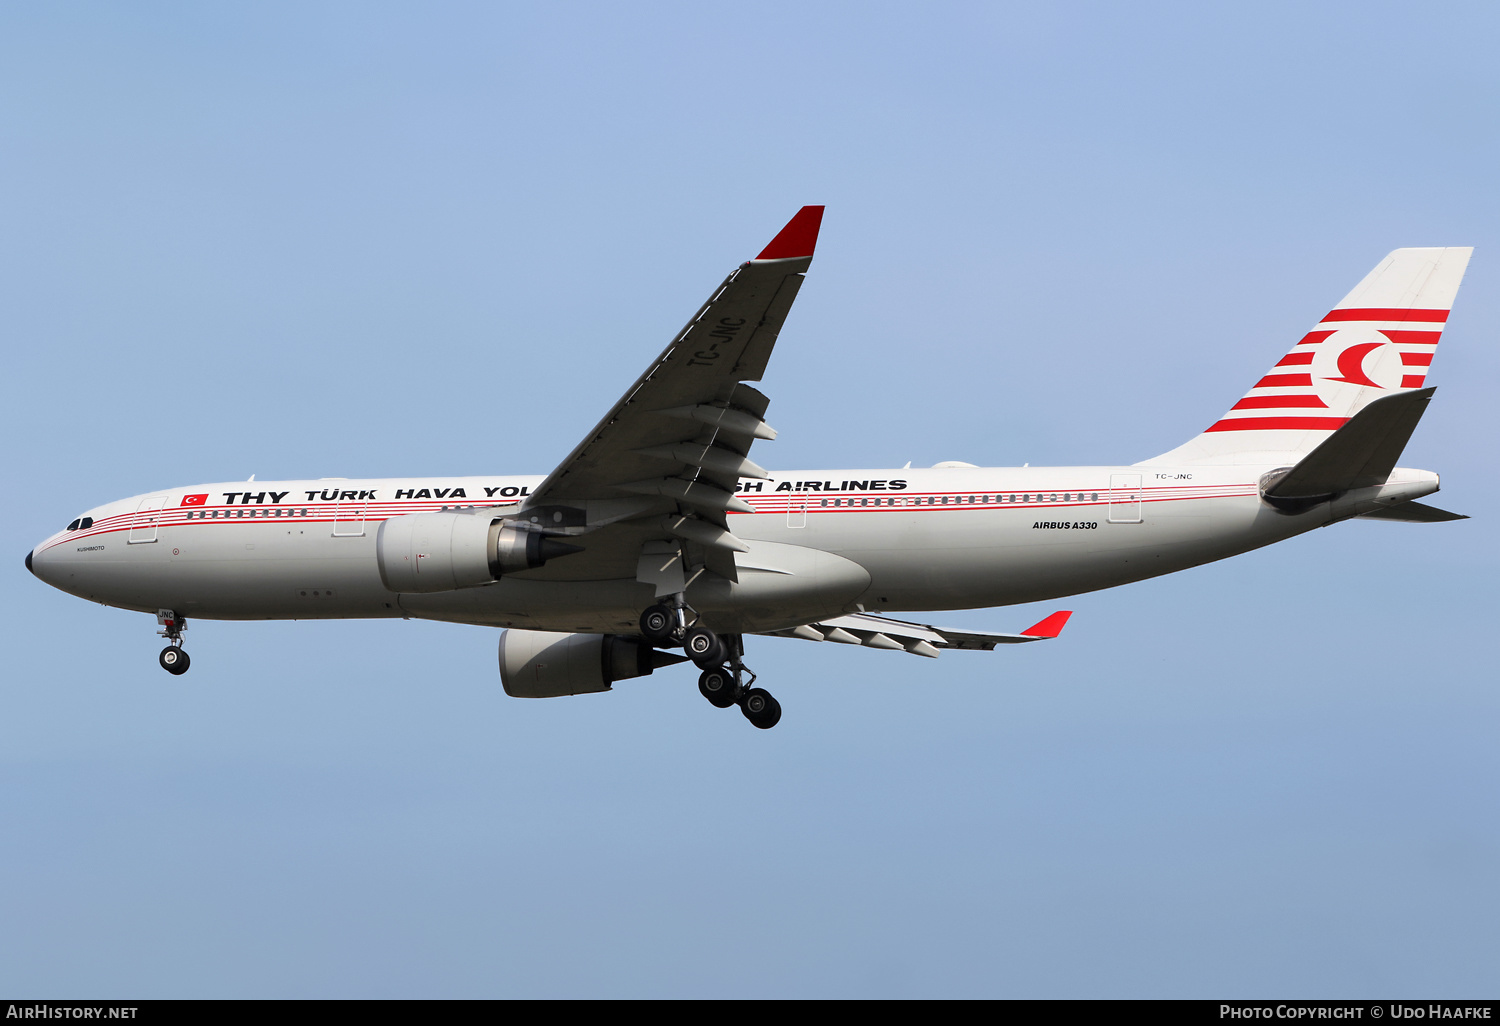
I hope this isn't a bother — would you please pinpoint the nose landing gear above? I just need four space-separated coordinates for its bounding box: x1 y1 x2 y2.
156 609 191 676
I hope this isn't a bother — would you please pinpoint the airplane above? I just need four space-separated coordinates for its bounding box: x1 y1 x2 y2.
26 207 1471 729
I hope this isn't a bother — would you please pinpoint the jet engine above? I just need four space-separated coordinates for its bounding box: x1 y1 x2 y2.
376 512 581 593
498 629 688 698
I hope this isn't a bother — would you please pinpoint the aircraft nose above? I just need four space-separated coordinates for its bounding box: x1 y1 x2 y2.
27 543 60 587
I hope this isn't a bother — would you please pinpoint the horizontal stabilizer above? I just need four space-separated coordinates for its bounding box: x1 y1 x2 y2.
1263 387 1435 508
761 610 1072 656
1357 500 1468 523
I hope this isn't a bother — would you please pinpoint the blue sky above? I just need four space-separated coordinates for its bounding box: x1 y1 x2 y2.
3 2 1497 997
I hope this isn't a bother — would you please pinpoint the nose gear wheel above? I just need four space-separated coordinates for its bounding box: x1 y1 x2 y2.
155 609 191 675
159 646 191 675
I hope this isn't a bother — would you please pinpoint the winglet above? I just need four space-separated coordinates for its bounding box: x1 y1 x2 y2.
755 206 825 260
1021 610 1072 638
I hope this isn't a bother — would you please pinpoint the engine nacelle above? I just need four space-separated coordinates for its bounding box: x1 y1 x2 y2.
376 512 580 593
499 629 687 698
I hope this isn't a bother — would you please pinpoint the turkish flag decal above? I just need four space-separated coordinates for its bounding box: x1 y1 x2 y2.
181 494 209 507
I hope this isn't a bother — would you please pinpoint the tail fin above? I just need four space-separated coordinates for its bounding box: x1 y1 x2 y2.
1141 247 1472 466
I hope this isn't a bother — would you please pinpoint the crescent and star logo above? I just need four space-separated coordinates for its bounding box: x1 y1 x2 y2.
1311 328 1405 408
1328 341 1388 387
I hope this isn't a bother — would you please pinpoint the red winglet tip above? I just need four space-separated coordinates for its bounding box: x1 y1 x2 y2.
755 205 824 260
1022 611 1072 639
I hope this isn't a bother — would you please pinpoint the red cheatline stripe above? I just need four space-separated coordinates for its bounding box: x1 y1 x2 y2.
1322 308 1449 323
1402 352 1434 366
1379 329 1443 345
1230 395 1329 411
1295 330 1337 347
1401 374 1426 388
1253 373 1312 388
1274 352 1315 367
1206 416 1349 432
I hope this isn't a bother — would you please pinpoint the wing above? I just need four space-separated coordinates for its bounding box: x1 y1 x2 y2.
512 207 824 584
761 611 1073 658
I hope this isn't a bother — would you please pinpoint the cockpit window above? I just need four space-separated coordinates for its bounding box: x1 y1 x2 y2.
66 517 95 531
67 519 81 531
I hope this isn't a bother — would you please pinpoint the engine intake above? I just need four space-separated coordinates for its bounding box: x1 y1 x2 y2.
499 630 687 698
376 512 582 593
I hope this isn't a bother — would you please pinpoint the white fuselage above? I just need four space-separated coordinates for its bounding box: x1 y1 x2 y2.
27 464 1439 635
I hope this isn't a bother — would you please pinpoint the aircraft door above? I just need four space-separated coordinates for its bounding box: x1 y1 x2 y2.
787 492 808 528
1108 474 1143 524
128 496 168 543
333 500 368 537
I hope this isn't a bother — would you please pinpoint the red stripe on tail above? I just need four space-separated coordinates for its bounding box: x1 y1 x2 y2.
1322 308 1449 323
1205 416 1350 432
1230 395 1329 411
1253 373 1313 388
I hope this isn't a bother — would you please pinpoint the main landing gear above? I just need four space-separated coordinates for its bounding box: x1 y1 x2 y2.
156 609 191 676
641 603 780 729
698 654 781 729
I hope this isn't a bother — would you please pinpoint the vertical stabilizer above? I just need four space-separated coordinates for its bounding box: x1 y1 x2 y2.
1140 247 1471 466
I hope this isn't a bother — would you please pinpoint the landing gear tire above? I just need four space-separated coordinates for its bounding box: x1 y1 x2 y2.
698 667 737 708
684 626 726 668
740 687 781 729
640 604 675 642
159 646 190 675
